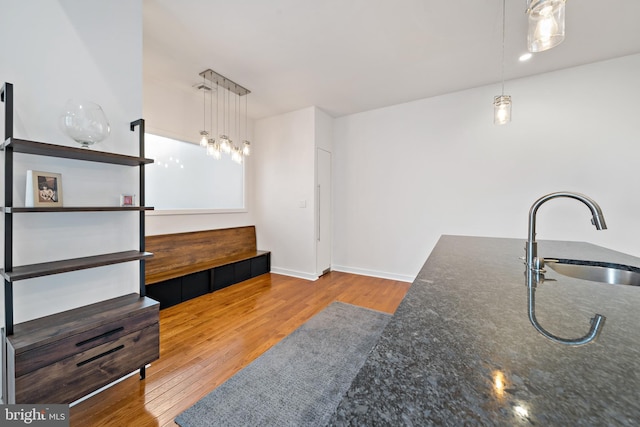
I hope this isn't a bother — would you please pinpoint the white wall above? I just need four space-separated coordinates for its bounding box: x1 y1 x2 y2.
0 0 143 324
254 107 318 279
333 54 640 281
315 108 333 152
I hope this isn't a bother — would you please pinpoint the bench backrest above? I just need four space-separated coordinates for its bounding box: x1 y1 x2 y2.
145 226 257 284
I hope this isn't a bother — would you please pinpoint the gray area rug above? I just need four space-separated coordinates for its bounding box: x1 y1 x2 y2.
175 302 390 427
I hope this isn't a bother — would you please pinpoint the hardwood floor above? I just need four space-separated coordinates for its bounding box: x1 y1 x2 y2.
70 272 411 426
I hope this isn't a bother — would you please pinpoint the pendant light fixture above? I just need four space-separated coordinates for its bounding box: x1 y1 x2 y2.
198 69 251 162
242 93 251 156
205 74 220 158
231 89 243 164
219 82 231 154
198 74 209 147
526 0 566 53
208 79 222 159
494 0 511 125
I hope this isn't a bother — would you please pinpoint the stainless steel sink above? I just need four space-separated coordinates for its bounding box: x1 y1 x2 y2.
545 259 640 286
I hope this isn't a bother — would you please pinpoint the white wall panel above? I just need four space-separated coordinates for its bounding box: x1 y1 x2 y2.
254 107 317 278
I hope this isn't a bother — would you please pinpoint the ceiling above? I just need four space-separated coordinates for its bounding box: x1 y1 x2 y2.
144 0 640 120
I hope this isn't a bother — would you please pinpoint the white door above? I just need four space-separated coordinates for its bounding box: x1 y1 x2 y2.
316 148 331 276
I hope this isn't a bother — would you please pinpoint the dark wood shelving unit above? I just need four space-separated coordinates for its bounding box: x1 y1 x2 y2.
1 138 153 166
1 82 159 404
4 206 154 213
1 250 153 282
1 83 154 334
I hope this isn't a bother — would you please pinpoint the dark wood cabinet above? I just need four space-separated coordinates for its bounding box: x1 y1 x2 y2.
5 294 159 404
0 82 159 404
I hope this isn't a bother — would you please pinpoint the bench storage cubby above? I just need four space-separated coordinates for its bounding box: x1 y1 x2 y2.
145 226 270 309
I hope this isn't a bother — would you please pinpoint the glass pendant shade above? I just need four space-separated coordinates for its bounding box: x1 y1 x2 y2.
199 131 209 147
219 135 231 154
231 147 243 164
527 0 566 52
206 138 222 159
242 140 251 156
494 95 512 125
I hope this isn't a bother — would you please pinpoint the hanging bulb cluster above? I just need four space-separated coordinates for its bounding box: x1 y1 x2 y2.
197 69 252 164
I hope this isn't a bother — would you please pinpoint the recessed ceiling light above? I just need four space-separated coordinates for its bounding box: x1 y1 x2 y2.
519 52 533 62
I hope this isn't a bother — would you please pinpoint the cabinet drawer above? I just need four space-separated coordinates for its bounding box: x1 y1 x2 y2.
14 323 159 404
11 308 158 377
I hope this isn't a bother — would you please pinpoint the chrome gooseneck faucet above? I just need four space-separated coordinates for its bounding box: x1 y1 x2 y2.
525 191 607 346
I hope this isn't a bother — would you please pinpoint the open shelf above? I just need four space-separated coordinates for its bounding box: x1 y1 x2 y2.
2 138 153 166
4 206 154 213
0 250 153 282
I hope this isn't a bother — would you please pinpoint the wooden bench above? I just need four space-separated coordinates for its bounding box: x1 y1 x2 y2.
145 226 270 308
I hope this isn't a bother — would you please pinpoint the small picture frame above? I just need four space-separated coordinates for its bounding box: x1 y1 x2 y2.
26 170 63 207
120 194 136 207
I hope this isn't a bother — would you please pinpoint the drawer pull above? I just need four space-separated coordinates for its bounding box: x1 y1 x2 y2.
77 345 124 367
76 327 125 347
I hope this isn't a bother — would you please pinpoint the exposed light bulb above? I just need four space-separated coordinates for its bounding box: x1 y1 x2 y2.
242 140 251 156
534 15 558 50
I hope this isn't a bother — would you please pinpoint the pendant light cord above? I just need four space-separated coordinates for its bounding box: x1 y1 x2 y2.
501 0 506 95
216 77 219 138
209 72 213 138
244 92 248 141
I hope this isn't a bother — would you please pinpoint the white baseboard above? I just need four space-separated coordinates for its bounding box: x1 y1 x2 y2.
269 266 415 283
331 265 414 283
269 267 319 281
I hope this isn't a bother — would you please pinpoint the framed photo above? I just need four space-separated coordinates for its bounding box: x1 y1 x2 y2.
26 170 63 207
120 194 136 207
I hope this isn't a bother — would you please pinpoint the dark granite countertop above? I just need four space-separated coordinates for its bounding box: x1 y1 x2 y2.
329 235 640 426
